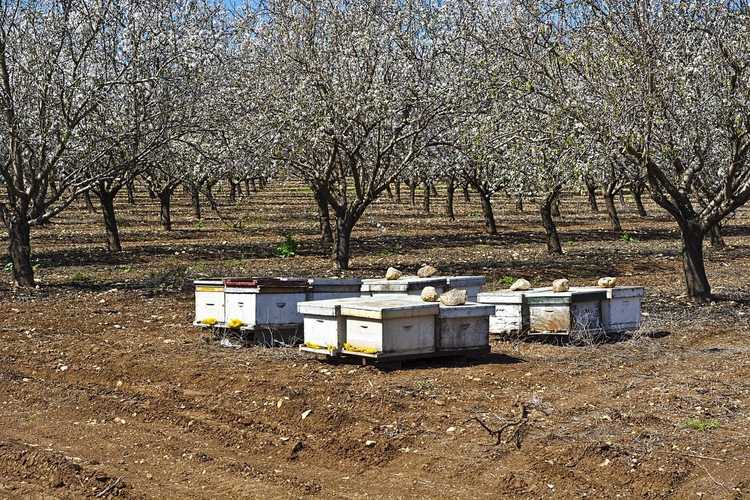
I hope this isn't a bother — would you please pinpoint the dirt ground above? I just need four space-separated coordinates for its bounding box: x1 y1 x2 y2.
1 182 750 499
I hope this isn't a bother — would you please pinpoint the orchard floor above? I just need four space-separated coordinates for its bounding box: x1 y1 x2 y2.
1 182 750 499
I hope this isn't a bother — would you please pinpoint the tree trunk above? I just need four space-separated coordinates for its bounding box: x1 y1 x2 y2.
710 224 726 249
97 191 122 252
385 183 393 200
206 183 218 210
191 185 202 219
333 214 354 271
127 182 135 205
462 183 470 202
619 190 626 208
681 224 711 300
313 187 333 248
6 216 35 287
395 181 401 204
148 187 156 200
541 193 563 255
478 190 497 235
244 178 250 195
422 181 431 213
585 181 599 212
228 181 237 204
632 185 648 217
551 193 561 217
430 183 438 196
84 191 96 213
159 189 173 231
445 178 456 221
250 178 257 192
515 193 524 212
408 181 417 207
603 193 623 233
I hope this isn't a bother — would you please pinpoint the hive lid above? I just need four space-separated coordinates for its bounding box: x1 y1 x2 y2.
525 289 607 305
446 276 486 287
570 286 645 299
297 297 369 316
308 278 363 286
340 297 438 320
194 279 224 286
438 303 495 319
477 288 551 304
361 276 448 290
224 277 309 288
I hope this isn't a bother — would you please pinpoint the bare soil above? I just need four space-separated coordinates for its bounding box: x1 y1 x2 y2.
1 183 749 498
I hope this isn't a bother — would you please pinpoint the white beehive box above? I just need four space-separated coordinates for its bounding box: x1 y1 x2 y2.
525 289 607 334
297 297 368 353
437 303 494 350
477 288 550 334
445 276 486 302
570 286 644 332
360 276 448 297
341 298 439 356
307 278 363 302
224 278 308 329
193 279 225 327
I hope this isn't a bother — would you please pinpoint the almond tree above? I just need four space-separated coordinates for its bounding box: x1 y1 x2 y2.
240 0 457 270
0 0 121 286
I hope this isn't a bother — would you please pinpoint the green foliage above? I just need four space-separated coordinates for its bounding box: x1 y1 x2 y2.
684 418 719 432
2 262 11 273
276 234 298 258
377 243 402 257
194 219 206 230
619 232 636 243
70 271 95 284
500 275 516 286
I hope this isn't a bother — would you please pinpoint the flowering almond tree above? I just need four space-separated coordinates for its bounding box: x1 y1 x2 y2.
239 0 458 270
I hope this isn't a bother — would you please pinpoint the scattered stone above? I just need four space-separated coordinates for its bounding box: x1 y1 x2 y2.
440 289 467 306
365 440 377 447
509 278 531 291
598 277 617 288
421 286 439 302
417 265 439 278
552 279 570 292
301 409 312 420
59 365 68 372
446 427 456 433
385 267 402 280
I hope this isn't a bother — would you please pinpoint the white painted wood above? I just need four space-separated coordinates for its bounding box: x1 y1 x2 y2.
307 278 362 301
345 316 436 354
437 303 493 349
445 276 486 302
569 286 644 332
525 290 606 334
225 289 307 328
193 280 225 325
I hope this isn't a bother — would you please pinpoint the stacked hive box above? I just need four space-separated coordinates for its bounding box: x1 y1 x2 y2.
570 286 644 332
477 288 551 334
224 277 308 329
436 303 494 351
193 279 226 327
297 297 368 353
524 289 607 334
307 278 363 301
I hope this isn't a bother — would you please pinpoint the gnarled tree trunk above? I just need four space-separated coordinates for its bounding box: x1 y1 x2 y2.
5 214 35 287
477 189 497 235
585 179 599 212
680 223 710 300
445 177 456 221
313 186 333 248
97 190 122 252
158 189 174 231
603 191 623 233
422 181 431 213
541 190 563 255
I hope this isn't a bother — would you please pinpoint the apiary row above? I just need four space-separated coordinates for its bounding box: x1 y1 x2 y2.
477 286 644 335
193 275 486 330
297 296 494 360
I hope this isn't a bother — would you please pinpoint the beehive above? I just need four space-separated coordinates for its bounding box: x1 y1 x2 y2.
437 303 494 350
307 278 363 302
445 276 486 302
297 297 368 353
360 276 448 297
223 277 308 329
570 286 644 332
476 288 551 334
340 298 439 356
193 279 225 327
525 289 607 334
